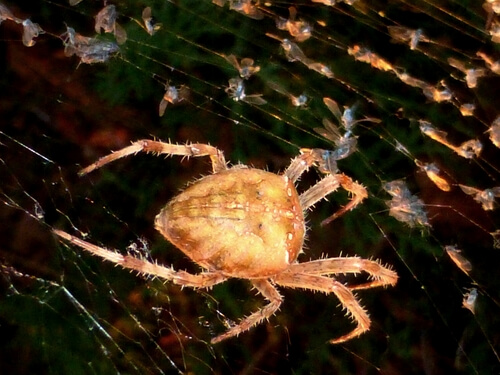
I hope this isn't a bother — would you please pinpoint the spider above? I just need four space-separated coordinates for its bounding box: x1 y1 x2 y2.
53 140 398 344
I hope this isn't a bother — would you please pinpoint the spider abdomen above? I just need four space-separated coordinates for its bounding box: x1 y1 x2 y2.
155 168 305 278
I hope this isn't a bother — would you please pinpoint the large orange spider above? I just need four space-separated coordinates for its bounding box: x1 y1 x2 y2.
53 140 398 344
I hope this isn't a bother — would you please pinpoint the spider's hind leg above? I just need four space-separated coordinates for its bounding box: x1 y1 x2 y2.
79 140 227 175
53 229 228 288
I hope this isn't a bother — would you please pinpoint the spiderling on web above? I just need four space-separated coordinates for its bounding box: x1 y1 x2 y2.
383 180 429 229
61 26 119 64
94 4 127 45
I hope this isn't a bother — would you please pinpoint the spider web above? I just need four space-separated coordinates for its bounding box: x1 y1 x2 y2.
1 0 500 373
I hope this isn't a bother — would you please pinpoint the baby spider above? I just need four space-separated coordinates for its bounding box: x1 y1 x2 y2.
54 140 398 344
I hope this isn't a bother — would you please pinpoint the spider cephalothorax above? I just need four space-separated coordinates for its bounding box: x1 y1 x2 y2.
54 140 397 344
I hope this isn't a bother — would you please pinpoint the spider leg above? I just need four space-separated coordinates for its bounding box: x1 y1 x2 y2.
286 257 398 290
321 174 368 226
286 147 341 182
273 272 370 344
53 229 227 288
292 148 367 224
299 173 367 224
211 279 282 344
79 140 227 176
299 174 340 207
284 148 322 182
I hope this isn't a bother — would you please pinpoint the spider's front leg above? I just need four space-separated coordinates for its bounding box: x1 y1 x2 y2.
53 229 228 289
284 147 321 182
323 174 368 225
79 140 227 176
298 173 368 225
296 148 368 225
286 257 398 290
273 272 370 344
